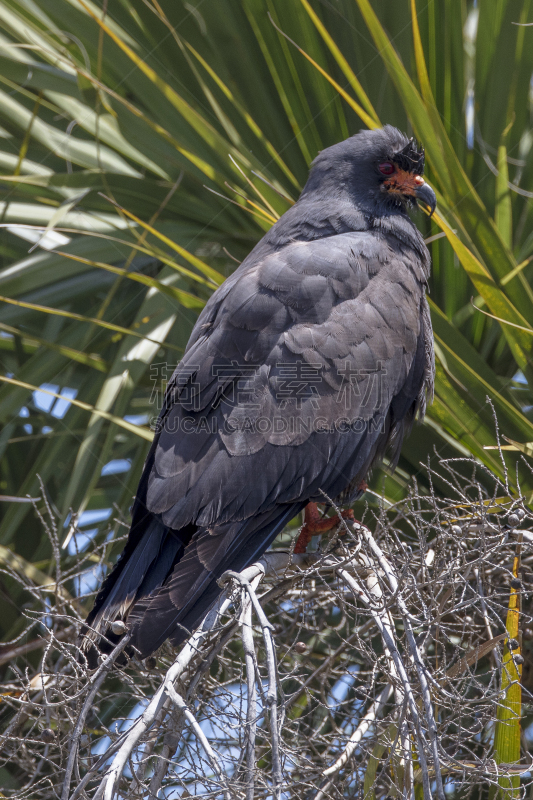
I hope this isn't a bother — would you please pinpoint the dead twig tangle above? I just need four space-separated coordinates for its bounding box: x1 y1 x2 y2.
2 458 533 798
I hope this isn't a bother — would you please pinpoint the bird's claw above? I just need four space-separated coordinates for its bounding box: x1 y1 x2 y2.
294 503 355 554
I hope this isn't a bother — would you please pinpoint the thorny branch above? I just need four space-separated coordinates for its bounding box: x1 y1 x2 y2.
2 458 533 798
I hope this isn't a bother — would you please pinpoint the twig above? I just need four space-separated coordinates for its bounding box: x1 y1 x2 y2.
93 597 233 800
62 634 132 800
165 682 234 799
241 582 259 800
353 522 446 800
337 567 434 800
220 570 282 800
314 683 393 800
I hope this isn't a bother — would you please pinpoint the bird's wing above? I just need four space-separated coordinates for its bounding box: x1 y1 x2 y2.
147 231 430 530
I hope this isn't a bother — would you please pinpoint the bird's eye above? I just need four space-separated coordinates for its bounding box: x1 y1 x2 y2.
378 162 395 175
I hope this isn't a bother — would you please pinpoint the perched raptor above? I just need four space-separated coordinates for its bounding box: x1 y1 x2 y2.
85 125 436 659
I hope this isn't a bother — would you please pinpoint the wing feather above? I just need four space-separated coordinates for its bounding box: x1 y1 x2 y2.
148 232 429 529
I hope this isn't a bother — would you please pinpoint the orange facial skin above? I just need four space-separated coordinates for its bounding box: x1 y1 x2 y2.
382 168 425 197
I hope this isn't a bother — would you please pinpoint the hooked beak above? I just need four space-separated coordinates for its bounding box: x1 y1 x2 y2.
415 180 437 218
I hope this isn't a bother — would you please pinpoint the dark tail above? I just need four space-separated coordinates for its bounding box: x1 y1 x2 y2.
128 502 305 658
82 516 193 658
84 503 303 661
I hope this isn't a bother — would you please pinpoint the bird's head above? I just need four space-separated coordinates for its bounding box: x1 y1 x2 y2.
302 125 437 218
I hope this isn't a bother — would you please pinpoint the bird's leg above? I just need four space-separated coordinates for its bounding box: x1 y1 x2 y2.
294 502 355 554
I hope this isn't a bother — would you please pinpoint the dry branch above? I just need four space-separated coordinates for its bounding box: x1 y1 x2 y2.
2 459 533 799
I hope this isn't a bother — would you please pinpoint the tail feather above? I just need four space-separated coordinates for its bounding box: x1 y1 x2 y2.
83 517 187 650
100 519 167 620
135 529 185 600
129 502 304 657
83 504 303 661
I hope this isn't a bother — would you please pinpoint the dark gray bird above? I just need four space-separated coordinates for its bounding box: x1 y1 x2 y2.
85 125 436 659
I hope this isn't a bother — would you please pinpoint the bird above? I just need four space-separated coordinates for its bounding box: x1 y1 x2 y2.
84 125 436 660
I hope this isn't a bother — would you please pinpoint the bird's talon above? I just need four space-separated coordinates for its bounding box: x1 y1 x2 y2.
294 503 356 553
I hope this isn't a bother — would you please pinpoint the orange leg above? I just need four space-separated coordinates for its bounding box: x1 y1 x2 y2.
294 502 355 554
